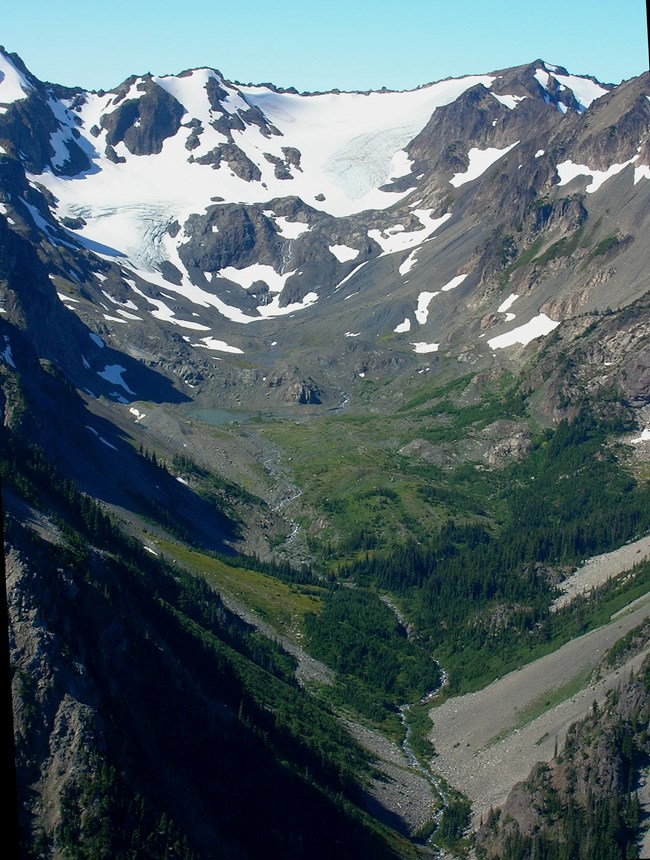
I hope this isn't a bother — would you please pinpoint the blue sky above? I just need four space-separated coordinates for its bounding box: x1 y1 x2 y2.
3 1 648 92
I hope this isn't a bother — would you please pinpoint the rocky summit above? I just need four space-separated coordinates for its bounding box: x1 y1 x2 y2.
1 48 648 413
2 44 650 859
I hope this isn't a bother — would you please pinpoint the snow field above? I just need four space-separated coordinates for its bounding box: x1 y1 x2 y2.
368 210 451 255
240 74 496 215
556 157 638 193
487 313 559 349
17 60 624 351
0 52 33 105
450 142 519 187
97 364 135 394
329 243 360 263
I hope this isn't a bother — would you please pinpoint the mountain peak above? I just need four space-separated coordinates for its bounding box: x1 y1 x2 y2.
0 49 647 381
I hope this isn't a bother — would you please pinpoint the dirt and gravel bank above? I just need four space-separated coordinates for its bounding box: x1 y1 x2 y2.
342 718 440 836
428 596 650 826
553 534 650 610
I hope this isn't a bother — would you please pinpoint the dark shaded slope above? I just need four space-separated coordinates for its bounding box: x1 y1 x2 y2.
4 439 406 860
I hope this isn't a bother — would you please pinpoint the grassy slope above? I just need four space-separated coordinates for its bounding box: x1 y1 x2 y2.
154 535 324 643
257 372 522 560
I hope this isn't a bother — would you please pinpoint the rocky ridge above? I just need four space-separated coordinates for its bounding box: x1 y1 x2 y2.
1 48 648 419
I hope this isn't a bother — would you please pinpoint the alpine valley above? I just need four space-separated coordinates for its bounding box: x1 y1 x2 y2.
2 42 650 859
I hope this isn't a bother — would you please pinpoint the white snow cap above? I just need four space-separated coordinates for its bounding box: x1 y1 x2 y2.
535 63 609 111
0 52 33 107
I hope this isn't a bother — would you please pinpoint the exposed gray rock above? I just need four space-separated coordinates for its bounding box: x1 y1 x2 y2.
192 143 262 180
265 366 322 404
100 77 185 156
264 152 293 180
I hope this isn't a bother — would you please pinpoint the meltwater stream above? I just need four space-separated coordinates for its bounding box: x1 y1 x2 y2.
381 594 450 826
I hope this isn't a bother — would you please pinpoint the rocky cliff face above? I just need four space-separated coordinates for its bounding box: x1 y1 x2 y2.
5 491 400 860
7 526 102 853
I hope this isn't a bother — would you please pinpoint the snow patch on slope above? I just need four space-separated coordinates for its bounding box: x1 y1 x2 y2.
635 164 650 183
273 216 310 239
329 243 360 263
263 209 311 238
556 157 636 193
415 291 438 324
412 341 439 353
441 274 468 292
192 336 244 354
89 332 105 348
497 293 518 313
631 429 650 444
399 249 419 276
217 263 296 293
450 142 519 187
129 282 211 330
488 313 559 349
334 261 369 291
534 69 551 93
410 274 468 326
0 52 33 107
97 364 135 394
256 290 318 318
491 93 527 109
548 71 609 109
394 318 411 333
369 210 451 255
1 335 16 368
534 65 609 111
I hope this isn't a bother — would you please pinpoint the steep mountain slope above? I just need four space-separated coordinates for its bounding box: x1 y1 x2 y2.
2 44 650 858
4 452 407 860
475 655 650 859
2 46 648 415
